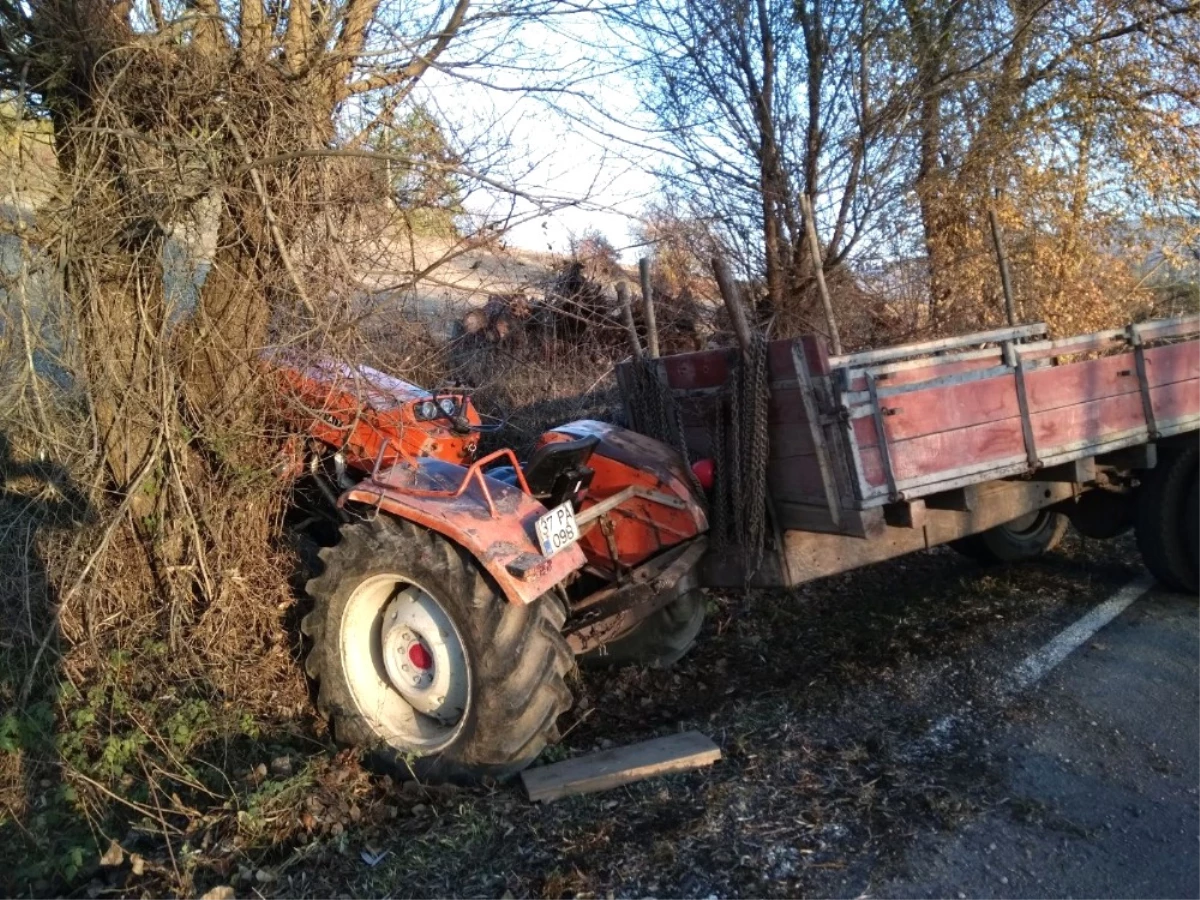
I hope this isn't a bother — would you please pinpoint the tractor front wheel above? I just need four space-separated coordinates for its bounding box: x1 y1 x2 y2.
581 589 706 669
303 517 573 782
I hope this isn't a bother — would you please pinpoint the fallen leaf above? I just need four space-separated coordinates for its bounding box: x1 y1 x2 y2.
99 839 124 867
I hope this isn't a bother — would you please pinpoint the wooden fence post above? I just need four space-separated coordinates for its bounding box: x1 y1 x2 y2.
638 257 660 358
711 256 754 353
615 281 642 358
988 207 1019 327
799 194 843 355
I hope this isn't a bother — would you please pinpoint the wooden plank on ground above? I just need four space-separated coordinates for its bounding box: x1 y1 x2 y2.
521 731 721 803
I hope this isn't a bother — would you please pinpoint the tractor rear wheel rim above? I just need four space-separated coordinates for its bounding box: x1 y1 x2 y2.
339 574 471 753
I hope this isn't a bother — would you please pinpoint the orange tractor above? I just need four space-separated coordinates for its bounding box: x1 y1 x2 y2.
274 356 709 781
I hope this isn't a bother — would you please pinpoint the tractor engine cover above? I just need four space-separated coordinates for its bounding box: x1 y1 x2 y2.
267 353 482 474
538 420 708 577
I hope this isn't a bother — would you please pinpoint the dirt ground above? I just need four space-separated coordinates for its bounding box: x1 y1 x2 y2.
126 529 1192 900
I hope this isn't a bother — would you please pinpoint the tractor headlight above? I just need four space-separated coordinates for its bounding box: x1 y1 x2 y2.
438 397 458 416
415 400 437 420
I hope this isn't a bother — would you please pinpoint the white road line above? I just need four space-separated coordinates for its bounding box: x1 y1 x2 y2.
1001 575 1155 698
908 575 1156 759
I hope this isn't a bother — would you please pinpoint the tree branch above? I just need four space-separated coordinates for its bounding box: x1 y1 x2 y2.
341 0 471 99
283 0 313 74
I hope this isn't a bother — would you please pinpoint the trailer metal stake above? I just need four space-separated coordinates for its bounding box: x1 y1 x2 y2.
1128 324 1159 439
865 371 899 501
1004 341 1040 469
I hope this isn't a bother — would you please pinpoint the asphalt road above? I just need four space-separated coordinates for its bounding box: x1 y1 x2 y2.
880 585 1199 899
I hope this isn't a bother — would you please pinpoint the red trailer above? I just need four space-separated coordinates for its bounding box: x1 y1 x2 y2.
618 314 1199 592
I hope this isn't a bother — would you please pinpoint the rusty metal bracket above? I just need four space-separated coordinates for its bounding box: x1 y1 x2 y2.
598 514 622 573
564 538 708 653
574 485 689 530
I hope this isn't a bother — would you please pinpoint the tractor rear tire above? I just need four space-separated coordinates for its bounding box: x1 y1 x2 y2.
581 589 706 669
1135 445 1199 594
950 510 1068 563
303 517 574 782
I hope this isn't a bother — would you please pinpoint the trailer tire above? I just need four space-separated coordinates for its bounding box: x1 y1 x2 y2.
1063 488 1136 540
1135 446 1198 594
582 589 706 669
1186 477 1199 580
303 517 574 783
950 510 1068 563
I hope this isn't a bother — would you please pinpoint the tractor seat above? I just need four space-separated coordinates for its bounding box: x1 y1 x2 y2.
488 435 600 509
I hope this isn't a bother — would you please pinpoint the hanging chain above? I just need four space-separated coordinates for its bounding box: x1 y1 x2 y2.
741 334 770 574
628 354 703 497
623 340 770 577
729 361 744 542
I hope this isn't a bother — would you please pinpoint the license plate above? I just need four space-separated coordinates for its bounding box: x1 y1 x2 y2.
535 502 580 558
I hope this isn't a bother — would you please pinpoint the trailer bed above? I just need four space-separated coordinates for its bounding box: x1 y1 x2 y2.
624 314 1200 538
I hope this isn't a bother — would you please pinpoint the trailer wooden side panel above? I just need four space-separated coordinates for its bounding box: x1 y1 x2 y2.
842 323 1199 503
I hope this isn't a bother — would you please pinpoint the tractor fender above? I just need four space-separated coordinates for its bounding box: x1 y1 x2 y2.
339 457 586 606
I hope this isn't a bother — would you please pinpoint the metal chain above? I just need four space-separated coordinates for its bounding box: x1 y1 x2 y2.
624 341 770 576
627 355 667 439
729 361 744 542
627 355 703 497
671 391 705 497
741 334 770 574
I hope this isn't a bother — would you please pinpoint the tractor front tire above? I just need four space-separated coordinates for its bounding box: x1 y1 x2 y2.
950 510 1068 563
1135 446 1199 595
582 589 706 669
303 517 574 782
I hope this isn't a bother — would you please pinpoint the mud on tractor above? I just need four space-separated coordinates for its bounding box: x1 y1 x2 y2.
272 313 1200 783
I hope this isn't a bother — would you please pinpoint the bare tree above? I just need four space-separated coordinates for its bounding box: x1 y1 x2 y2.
612 0 1197 338
0 0 586 806
611 0 907 330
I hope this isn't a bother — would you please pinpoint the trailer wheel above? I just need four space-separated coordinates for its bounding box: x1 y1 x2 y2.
582 590 706 669
1186 477 1199 580
950 510 1068 563
1063 488 1136 540
303 517 573 782
1135 446 1199 594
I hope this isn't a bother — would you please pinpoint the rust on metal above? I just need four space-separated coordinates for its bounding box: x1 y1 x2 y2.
565 538 707 653
267 352 483 472
341 457 585 606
